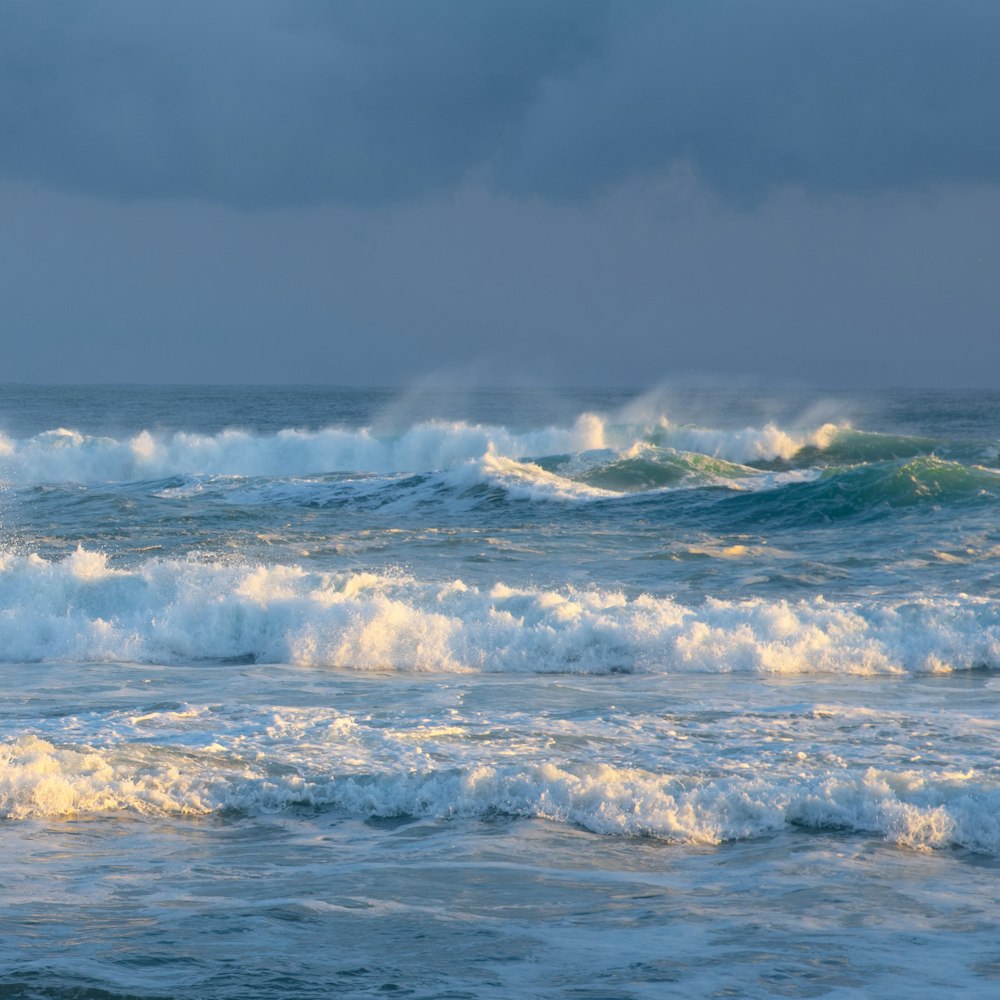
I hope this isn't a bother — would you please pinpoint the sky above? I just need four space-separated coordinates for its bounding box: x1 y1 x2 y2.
1 0 998 387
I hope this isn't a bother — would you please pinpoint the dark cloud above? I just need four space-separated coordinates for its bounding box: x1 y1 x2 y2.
1 0 998 207
505 0 1000 203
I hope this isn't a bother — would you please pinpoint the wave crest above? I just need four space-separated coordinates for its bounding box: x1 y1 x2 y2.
0 414 861 485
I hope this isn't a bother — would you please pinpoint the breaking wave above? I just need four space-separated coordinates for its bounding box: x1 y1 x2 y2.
3 735 998 852
0 415 933 486
1 547 997 674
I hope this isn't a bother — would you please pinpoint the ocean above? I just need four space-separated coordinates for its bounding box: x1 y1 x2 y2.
1 384 999 998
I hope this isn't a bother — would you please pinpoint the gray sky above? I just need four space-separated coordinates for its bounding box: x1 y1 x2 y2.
2 0 998 386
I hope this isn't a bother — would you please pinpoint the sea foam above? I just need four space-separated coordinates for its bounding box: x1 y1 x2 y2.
3 734 998 852
0 548 997 674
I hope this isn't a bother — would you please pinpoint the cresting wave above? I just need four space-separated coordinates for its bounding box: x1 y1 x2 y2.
3 735 998 852
4 418 991 522
0 415 856 484
1 548 998 674
141 451 999 516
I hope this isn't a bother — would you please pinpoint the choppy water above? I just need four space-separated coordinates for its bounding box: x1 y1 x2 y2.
2 385 999 998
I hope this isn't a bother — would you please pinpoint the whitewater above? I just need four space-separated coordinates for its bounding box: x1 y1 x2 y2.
2 385 999 998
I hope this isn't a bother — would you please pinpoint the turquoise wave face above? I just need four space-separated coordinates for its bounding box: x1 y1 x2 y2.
716 456 1000 528
570 450 755 491
788 429 944 466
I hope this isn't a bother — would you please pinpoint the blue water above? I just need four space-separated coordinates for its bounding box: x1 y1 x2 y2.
2 385 1000 997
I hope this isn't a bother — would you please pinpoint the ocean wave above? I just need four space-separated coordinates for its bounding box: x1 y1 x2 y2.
793 428 945 466
142 451 986 521
144 450 769 512
10 453 988 531
1 548 997 674
566 444 758 492
723 456 1000 526
0 415 876 486
3 735 997 851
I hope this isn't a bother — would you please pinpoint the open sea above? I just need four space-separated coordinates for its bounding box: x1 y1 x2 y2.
2 384 1000 999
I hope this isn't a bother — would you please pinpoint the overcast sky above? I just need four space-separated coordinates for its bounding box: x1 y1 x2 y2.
2 0 998 386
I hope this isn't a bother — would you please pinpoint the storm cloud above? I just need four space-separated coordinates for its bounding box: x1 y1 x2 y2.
3 0 999 208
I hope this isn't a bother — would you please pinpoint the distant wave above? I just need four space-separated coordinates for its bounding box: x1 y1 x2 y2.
0 414 872 484
3 734 997 852
4 412 986 532
1 547 997 674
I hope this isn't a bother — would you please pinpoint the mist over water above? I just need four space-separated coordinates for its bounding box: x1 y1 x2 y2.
2 386 1000 998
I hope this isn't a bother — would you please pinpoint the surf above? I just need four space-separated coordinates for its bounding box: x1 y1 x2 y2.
1 547 998 674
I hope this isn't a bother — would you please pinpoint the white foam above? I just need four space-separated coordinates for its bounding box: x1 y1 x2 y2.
0 548 998 675
0 417 603 484
3 735 998 851
0 413 847 485
650 420 843 464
